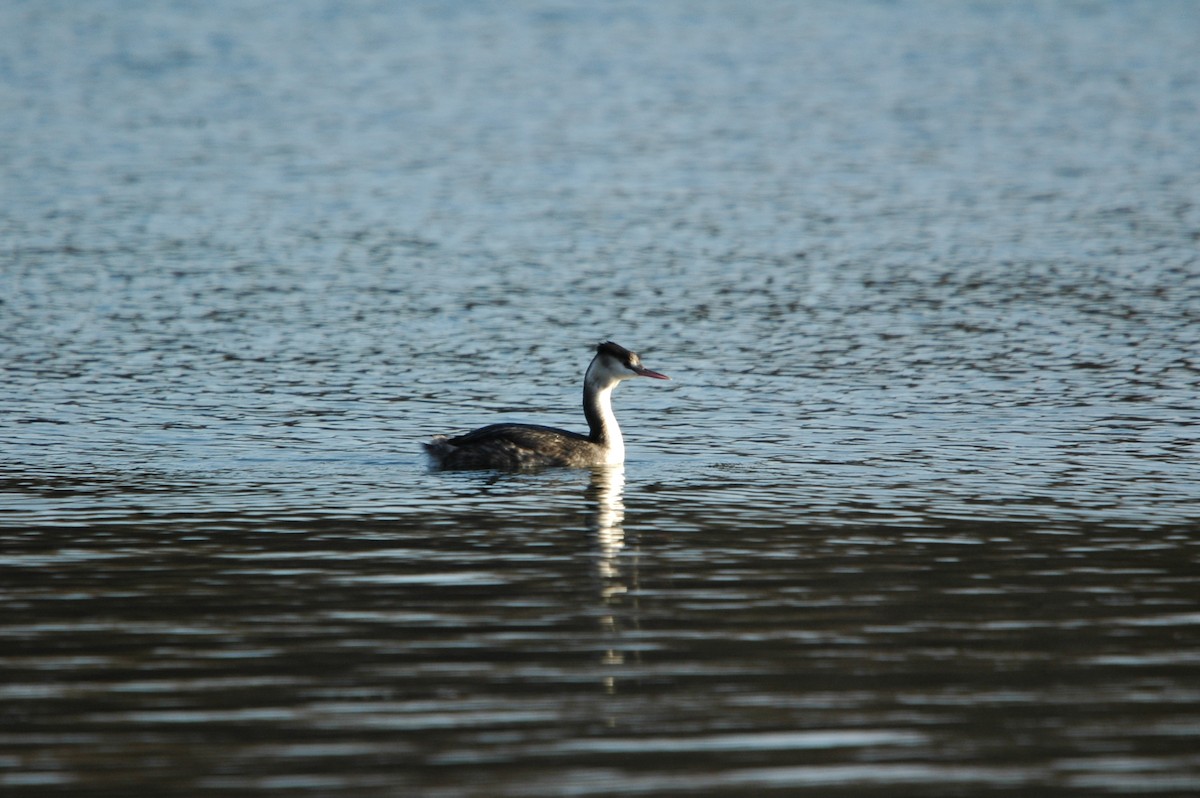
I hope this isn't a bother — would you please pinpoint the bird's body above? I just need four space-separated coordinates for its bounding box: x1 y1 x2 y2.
424 341 669 470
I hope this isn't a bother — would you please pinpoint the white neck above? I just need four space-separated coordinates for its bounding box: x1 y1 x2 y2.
583 361 626 464
591 382 624 464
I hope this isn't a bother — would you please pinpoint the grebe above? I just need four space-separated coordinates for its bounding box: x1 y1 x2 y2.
424 341 670 470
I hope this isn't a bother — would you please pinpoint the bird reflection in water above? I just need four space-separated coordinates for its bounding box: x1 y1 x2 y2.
586 465 637 697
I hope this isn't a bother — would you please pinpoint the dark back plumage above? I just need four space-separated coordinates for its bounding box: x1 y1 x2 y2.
425 424 598 470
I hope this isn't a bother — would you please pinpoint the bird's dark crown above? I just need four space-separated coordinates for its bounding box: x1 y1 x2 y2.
596 340 639 366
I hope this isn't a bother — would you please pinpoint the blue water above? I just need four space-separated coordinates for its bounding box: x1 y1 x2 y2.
3 1 1199 795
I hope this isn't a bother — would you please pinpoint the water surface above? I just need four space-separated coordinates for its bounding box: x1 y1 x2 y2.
2 1 1199 795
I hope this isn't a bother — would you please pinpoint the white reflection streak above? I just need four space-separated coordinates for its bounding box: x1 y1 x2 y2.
594 465 626 586
588 465 629 696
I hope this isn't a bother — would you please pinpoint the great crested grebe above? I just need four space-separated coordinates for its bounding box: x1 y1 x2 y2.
424 341 670 470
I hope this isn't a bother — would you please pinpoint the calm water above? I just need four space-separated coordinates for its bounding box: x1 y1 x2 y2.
3 1 1200 795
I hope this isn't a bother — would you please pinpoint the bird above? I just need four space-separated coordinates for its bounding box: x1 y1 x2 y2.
424 341 670 470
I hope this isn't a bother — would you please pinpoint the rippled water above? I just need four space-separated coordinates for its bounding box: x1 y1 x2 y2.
3 1 1200 795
